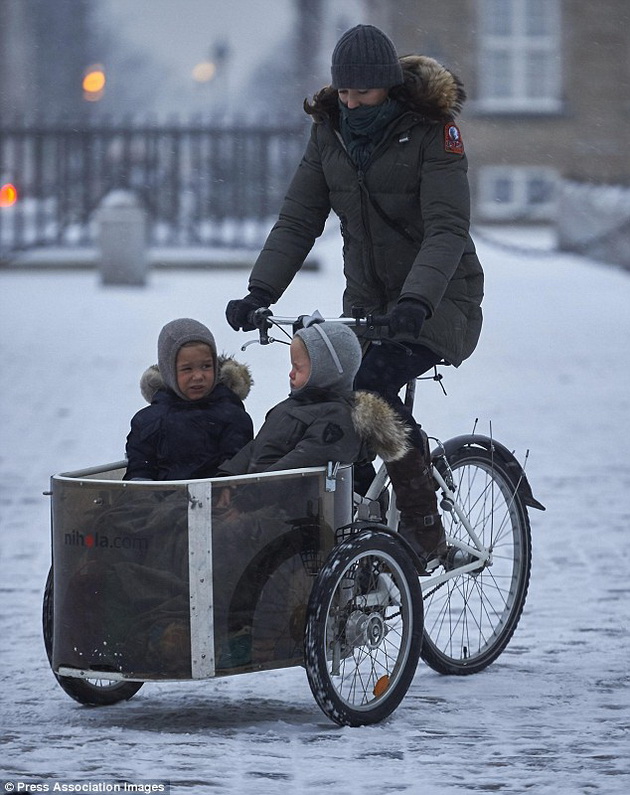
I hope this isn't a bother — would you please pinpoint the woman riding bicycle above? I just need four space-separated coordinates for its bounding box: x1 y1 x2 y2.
226 24 484 570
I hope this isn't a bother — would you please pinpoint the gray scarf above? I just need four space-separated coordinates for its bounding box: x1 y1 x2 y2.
338 98 403 169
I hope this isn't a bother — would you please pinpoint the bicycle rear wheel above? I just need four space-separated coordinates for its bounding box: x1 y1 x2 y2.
304 529 423 726
422 445 532 675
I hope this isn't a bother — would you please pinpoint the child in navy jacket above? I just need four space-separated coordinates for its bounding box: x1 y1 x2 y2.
124 318 253 481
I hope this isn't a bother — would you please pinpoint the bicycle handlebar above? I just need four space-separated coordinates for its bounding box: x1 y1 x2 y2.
242 307 389 348
240 307 448 394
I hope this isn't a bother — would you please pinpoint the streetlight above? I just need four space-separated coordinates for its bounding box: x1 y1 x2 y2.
83 64 106 102
191 60 217 83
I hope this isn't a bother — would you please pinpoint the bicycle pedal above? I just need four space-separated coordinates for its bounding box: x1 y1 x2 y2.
440 496 454 512
358 500 383 521
421 556 441 575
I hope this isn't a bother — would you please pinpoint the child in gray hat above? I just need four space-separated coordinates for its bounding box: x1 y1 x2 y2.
215 316 411 670
124 317 254 480
220 317 409 475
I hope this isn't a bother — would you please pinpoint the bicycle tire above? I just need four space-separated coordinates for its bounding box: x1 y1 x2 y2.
43 567 143 706
304 529 423 726
421 445 532 675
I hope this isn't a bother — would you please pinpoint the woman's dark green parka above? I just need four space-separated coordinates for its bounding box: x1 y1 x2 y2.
248 55 483 367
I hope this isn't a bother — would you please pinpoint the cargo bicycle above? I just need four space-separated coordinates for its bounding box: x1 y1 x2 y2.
42 310 543 727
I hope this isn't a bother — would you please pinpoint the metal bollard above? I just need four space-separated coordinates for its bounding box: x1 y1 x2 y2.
96 190 147 286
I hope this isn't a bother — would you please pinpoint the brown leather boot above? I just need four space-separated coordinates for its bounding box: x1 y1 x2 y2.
385 444 447 572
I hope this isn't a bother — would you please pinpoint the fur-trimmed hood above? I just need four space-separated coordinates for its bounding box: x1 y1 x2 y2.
139 357 407 463
352 390 410 462
305 54 466 126
139 355 253 404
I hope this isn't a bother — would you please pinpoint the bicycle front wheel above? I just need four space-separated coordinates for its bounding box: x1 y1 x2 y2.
304 529 423 726
422 445 532 675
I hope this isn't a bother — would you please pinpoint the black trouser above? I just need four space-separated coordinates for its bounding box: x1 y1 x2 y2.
353 340 442 495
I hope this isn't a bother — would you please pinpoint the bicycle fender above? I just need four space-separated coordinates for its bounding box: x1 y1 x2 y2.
432 434 546 511
335 523 427 574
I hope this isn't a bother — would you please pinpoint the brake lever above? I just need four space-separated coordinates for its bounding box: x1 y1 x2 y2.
240 307 274 350
365 312 390 329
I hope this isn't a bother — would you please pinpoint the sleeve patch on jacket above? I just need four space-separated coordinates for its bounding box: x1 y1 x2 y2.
322 422 344 445
444 123 464 155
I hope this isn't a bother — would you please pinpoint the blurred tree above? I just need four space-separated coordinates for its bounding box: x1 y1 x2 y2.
294 0 324 98
0 0 95 123
237 0 326 122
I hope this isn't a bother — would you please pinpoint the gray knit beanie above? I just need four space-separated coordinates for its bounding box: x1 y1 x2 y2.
331 24 403 89
293 320 362 396
157 318 217 400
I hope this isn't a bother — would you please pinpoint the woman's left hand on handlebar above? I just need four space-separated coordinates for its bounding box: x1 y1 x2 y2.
225 289 273 331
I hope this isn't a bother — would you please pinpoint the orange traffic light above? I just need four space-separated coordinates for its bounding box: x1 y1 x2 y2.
0 183 18 207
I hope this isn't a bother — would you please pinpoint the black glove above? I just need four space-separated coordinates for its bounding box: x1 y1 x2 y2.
225 289 273 331
386 300 428 339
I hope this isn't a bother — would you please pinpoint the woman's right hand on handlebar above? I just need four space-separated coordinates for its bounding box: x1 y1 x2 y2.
225 289 273 331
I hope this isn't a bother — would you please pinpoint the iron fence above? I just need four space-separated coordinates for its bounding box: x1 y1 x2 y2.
0 121 308 259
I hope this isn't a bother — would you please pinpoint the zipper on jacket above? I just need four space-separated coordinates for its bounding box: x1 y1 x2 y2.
334 127 405 309
357 169 387 306
366 111 417 166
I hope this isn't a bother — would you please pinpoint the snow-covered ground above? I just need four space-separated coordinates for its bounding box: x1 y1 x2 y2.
1 227 629 794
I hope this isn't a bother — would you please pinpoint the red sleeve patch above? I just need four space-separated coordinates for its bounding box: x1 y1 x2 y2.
444 123 464 155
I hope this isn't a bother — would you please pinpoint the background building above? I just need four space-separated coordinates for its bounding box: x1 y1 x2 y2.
1 0 628 243
389 0 630 222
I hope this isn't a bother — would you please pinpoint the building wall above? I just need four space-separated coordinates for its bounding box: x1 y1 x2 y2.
388 0 630 221
560 1 630 182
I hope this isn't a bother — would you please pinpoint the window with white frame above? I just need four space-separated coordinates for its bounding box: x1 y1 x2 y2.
478 166 557 220
477 0 562 113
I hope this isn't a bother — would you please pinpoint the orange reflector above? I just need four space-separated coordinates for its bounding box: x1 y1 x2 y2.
0 183 18 207
373 675 390 697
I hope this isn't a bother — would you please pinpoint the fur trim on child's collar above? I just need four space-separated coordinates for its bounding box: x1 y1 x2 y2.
351 391 411 462
139 354 253 403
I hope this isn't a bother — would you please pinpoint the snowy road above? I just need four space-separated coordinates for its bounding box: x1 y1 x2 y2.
1 229 629 794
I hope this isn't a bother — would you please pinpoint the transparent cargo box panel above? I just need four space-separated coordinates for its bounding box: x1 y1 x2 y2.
51 465 351 680
52 479 191 679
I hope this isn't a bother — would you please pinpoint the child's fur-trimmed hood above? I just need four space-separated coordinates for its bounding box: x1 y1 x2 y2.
140 355 253 403
352 390 410 462
140 359 408 462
